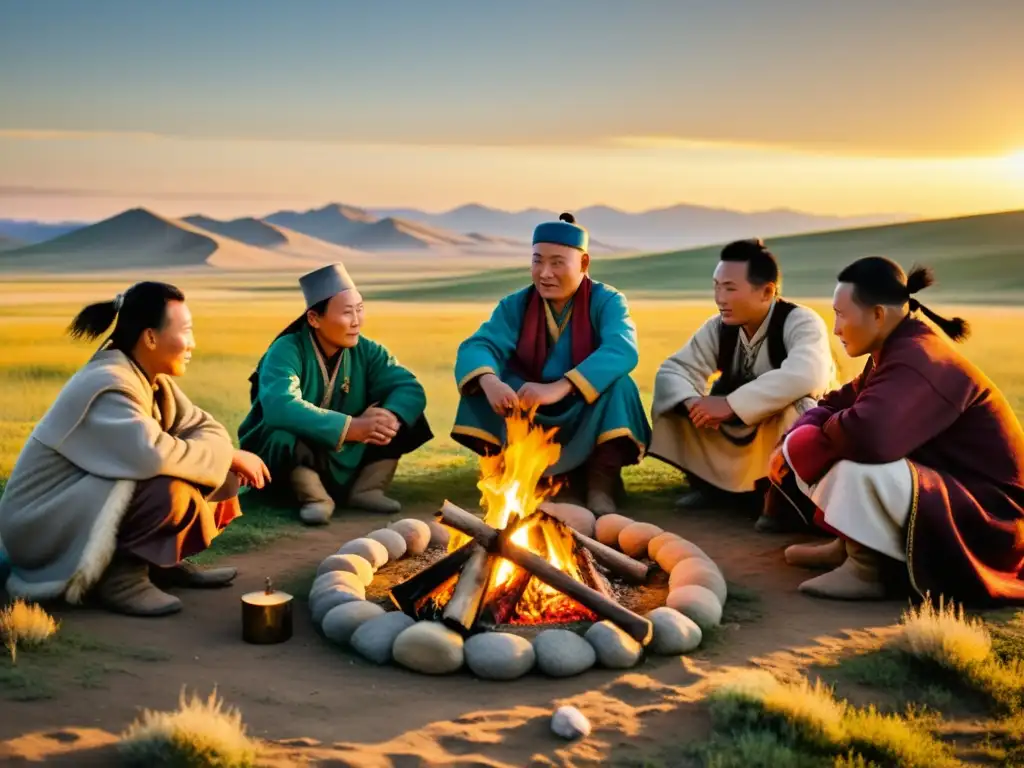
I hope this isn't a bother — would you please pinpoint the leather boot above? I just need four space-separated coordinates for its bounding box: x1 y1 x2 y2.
347 459 402 514
784 537 847 570
95 554 182 617
798 541 886 600
151 560 237 589
290 466 335 525
586 464 619 517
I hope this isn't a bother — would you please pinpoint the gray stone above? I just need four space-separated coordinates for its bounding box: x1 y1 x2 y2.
532 629 596 677
618 522 663 559
337 537 389 570
644 607 703 655
539 502 596 538
367 528 408 562
584 620 643 669
594 514 633 548
316 554 374 587
350 611 417 665
309 570 366 603
427 520 450 549
388 519 432 555
310 585 364 624
321 601 386 645
655 538 710 573
647 532 681 561
392 621 465 675
464 632 536 681
666 585 723 630
669 559 728 604
551 706 591 740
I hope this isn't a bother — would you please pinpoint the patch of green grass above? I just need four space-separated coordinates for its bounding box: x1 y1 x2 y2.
698 582 764 653
826 647 956 713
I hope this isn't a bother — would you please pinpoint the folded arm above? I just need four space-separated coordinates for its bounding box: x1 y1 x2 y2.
454 295 521 393
651 315 720 418
366 340 427 425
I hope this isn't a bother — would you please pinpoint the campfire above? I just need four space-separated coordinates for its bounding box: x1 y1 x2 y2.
390 413 653 644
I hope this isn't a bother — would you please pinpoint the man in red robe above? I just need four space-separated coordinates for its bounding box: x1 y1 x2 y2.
772 256 1024 604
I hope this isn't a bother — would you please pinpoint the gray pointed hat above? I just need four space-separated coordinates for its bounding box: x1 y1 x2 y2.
299 262 356 309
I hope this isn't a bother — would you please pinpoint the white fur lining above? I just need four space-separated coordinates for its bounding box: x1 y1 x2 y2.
5 479 137 603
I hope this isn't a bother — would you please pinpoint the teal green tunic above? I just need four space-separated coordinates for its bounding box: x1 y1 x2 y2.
451 280 651 476
238 329 428 491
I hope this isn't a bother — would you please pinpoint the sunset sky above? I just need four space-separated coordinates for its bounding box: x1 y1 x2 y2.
1 0 1022 222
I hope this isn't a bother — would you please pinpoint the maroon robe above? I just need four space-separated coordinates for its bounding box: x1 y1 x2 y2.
785 316 1024 606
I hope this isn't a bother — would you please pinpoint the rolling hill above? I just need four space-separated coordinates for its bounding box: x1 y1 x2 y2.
0 234 23 252
182 215 368 262
365 209 1024 303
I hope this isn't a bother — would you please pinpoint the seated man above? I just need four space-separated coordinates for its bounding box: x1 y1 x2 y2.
649 239 836 521
0 282 269 617
777 257 1024 603
239 263 432 524
451 213 651 516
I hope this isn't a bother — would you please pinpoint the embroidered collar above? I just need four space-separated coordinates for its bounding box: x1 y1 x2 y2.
740 300 777 349
544 298 574 343
308 329 350 408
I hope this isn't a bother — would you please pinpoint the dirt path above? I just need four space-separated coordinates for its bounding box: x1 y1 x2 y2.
0 504 906 766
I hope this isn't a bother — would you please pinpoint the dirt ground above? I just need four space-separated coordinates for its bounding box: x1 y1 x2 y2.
0 503 906 767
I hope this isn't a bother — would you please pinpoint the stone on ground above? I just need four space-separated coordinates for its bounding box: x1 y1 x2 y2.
387 519 432 555
655 538 710 572
669 558 728 604
366 528 408 561
594 514 633 548
392 621 465 675
666 585 723 630
618 522 663 559
464 632 536 681
316 553 374 586
427 520 451 549
321 601 386 645
350 611 417 665
310 585 364 624
533 629 597 677
647 532 681 561
337 537 389 570
584 620 643 669
645 606 703 655
309 570 366 603
551 706 591 740
539 502 596 538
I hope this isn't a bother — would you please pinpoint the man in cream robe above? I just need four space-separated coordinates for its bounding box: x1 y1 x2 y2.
649 240 836 518
0 348 240 616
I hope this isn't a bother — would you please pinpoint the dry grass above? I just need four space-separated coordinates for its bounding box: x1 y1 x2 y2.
0 598 58 662
118 686 259 768
894 595 993 670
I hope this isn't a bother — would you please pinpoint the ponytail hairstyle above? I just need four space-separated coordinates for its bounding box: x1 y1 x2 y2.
836 256 970 342
67 281 186 352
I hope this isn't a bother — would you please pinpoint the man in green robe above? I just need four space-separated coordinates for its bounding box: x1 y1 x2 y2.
238 263 432 524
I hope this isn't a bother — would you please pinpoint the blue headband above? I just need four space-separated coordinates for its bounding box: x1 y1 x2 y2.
532 219 589 252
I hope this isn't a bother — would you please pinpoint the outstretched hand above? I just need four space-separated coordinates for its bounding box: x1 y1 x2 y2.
231 449 272 489
480 373 519 415
517 379 573 409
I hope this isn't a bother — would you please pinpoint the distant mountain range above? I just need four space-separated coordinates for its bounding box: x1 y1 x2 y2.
0 201 913 253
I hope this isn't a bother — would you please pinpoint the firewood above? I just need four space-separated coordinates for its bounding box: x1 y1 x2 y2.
441 544 495 634
437 501 653 645
570 530 649 584
388 541 476 619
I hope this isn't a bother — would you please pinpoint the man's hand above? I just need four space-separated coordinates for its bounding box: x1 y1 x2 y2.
768 445 790 485
517 379 573 409
347 407 399 445
231 450 272 489
688 396 735 429
480 373 519 415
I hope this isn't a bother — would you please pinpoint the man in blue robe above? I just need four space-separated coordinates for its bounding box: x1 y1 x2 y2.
451 213 652 516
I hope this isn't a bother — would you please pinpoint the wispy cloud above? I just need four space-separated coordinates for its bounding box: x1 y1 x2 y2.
0 185 287 201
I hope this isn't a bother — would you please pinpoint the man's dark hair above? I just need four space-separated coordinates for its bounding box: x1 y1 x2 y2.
720 238 781 292
67 281 186 352
837 256 970 342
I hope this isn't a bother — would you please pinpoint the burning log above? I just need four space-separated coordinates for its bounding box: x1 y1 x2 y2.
477 523 548 629
437 501 653 645
570 530 649 584
441 544 495 633
389 541 477 619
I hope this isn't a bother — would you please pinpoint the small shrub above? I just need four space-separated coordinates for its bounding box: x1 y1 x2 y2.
0 599 59 662
118 687 259 768
894 596 991 670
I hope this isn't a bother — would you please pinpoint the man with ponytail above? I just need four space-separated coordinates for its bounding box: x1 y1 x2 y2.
451 213 651 516
0 282 270 617
775 257 1024 604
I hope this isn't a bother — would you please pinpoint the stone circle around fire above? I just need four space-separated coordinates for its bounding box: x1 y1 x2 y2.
309 506 728 679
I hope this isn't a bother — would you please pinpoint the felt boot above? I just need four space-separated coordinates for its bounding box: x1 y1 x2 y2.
798 541 886 600
586 465 619 517
95 554 182 617
291 466 335 525
347 459 402 514
151 560 237 589
784 537 847 570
